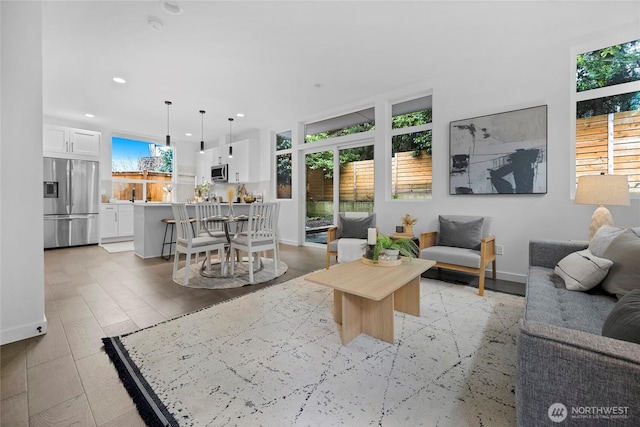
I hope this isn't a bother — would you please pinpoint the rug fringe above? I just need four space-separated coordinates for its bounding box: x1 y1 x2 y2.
102 337 179 427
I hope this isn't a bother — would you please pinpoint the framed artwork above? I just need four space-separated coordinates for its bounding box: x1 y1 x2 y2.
449 105 547 195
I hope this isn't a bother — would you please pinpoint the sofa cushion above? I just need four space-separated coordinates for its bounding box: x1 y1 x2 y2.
336 214 375 239
588 225 626 257
438 216 484 250
601 229 640 298
525 266 617 335
420 246 480 268
554 249 613 291
602 289 640 344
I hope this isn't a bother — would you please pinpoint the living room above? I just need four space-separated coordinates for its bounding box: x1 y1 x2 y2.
2 1 640 425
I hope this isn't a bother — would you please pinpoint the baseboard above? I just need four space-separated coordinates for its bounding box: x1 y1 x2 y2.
1 314 48 345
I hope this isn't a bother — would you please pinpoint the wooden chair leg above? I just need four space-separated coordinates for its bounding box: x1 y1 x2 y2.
325 252 331 269
492 260 497 280
478 269 485 296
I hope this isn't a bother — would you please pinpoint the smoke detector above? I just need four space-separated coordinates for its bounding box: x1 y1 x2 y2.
162 1 183 15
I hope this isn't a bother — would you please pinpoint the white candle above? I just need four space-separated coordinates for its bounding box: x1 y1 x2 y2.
367 228 377 245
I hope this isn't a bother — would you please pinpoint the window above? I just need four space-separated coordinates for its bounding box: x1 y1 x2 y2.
304 107 375 143
391 96 433 199
275 131 292 199
575 39 640 194
110 136 174 202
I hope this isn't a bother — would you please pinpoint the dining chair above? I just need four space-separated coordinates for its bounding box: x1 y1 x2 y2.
194 201 225 238
229 202 279 283
171 203 227 285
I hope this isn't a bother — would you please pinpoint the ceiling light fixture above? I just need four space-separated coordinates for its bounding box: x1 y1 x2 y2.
113 77 126 84
165 100 172 147
199 110 206 154
162 1 183 15
84 113 94 118
228 117 234 158
236 113 245 118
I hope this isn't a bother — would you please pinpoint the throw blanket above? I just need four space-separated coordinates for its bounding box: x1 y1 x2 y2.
337 238 366 264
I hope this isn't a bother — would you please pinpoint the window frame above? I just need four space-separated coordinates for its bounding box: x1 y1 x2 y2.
389 94 434 201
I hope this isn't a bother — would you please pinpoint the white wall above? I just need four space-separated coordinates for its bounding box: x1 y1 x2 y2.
1 1 48 344
273 13 640 282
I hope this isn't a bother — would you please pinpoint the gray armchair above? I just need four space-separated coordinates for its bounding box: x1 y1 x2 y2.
325 212 376 268
419 215 496 296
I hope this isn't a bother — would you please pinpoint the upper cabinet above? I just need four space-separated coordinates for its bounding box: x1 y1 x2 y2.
43 125 100 159
228 139 258 183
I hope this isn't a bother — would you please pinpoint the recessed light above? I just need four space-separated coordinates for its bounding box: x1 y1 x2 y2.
185 133 192 136
113 77 126 84
236 113 245 118
85 113 94 118
162 1 183 15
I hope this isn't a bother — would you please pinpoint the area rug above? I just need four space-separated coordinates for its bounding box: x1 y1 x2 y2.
99 241 134 253
172 257 288 289
103 276 524 426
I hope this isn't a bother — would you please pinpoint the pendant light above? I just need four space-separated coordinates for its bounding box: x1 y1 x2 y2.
228 117 234 158
199 110 206 154
165 100 172 146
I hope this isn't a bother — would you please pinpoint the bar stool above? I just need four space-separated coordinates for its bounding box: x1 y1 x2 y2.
160 217 196 261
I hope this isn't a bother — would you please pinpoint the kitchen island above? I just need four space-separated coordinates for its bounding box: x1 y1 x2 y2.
133 202 252 259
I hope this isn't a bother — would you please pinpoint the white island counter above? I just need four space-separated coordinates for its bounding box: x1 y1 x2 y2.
133 202 252 258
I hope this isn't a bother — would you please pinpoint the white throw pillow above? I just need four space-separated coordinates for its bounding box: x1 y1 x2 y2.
554 249 613 291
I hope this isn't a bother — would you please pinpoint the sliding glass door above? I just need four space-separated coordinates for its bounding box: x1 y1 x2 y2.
304 142 374 244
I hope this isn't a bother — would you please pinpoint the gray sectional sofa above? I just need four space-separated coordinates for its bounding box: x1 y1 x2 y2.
517 239 640 426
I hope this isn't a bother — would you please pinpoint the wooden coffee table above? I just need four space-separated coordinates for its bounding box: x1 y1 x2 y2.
305 258 435 345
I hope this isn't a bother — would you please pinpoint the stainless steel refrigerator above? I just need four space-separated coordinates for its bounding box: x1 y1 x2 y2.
43 157 100 248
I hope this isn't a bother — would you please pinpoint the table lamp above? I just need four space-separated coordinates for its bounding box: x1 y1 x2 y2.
574 174 630 240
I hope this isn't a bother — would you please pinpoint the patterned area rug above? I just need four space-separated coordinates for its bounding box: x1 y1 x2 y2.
172 258 288 289
103 275 524 426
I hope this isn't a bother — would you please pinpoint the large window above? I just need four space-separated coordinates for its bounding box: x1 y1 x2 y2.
304 107 375 143
391 96 433 199
575 39 640 194
110 136 174 202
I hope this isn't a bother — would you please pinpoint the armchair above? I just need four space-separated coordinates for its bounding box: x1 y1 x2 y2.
419 215 496 296
325 212 376 269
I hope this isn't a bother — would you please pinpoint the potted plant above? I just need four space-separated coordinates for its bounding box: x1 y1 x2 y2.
373 234 419 261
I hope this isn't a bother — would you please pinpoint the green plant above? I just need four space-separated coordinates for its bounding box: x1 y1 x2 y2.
372 234 418 261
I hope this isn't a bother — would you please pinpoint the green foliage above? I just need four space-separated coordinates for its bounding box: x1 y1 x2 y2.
372 234 418 261
392 110 433 156
157 147 173 173
305 146 374 179
305 122 375 144
576 40 640 118
276 153 292 185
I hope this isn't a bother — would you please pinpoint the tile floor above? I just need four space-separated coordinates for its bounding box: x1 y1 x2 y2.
1 244 521 426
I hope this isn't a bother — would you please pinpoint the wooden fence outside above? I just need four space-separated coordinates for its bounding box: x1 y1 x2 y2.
576 110 640 192
305 151 433 202
111 171 172 202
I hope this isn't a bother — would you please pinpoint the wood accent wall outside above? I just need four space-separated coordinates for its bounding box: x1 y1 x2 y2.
576 110 640 192
305 151 433 201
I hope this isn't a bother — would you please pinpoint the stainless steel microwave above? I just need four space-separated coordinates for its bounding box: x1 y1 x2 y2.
211 164 228 182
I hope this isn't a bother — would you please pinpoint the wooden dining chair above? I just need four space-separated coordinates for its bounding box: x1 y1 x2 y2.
171 203 227 285
229 202 279 283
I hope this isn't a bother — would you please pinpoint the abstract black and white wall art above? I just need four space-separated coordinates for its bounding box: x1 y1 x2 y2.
449 105 547 195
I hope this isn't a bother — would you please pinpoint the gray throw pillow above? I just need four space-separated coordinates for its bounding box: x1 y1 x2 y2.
602 289 640 344
588 225 626 258
554 249 613 292
337 214 375 239
600 229 640 298
438 216 484 250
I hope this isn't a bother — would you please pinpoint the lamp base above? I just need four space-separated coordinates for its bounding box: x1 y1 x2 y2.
589 205 614 241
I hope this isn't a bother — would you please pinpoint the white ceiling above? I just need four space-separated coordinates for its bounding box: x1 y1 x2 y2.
41 1 638 146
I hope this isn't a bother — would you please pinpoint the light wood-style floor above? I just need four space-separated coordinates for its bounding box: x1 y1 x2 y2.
1 243 327 426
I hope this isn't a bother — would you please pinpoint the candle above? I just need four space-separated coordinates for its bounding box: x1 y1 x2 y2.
368 228 377 245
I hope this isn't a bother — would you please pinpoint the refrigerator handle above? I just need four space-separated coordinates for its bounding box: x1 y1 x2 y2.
67 160 72 214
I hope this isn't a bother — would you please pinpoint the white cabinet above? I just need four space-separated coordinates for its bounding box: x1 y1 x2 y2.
100 204 134 241
227 139 258 183
43 125 100 159
195 148 217 186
